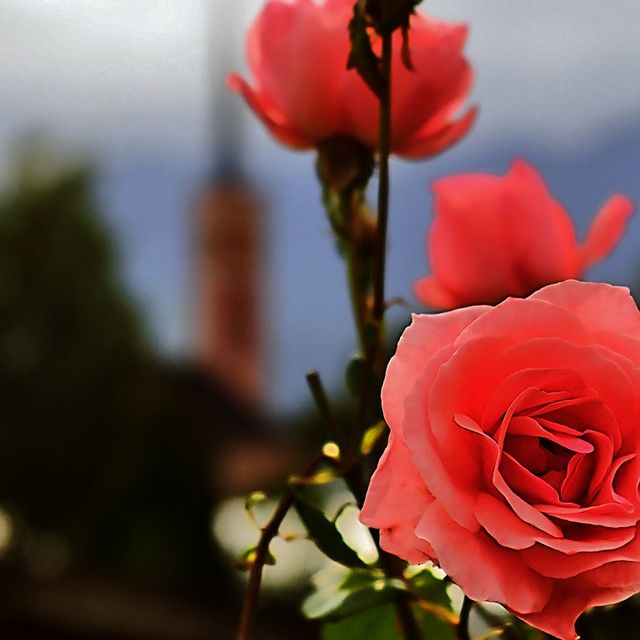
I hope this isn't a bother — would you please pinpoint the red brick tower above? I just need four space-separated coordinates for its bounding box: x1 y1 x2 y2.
195 179 264 409
195 1 265 409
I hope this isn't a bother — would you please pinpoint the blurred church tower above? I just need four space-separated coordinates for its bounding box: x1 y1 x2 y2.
194 1 265 410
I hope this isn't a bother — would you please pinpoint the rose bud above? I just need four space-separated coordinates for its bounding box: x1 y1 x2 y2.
361 280 640 640
227 0 476 158
416 159 634 309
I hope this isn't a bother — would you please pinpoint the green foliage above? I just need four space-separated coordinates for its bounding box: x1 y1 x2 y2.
323 603 399 640
292 488 366 569
304 567 405 621
420 611 455 640
0 143 231 594
235 545 276 572
347 5 384 98
575 596 640 640
245 491 268 512
0 147 148 535
321 602 456 640
410 569 451 609
410 570 456 640
312 567 457 639
511 619 548 639
347 0 424 97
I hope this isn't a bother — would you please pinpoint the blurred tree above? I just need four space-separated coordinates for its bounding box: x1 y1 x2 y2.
0 147 144 536
0 144 234 597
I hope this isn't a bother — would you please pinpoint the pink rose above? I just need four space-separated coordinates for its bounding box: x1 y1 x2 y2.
361 280 640 640
227 0 476 158
416 160 634 309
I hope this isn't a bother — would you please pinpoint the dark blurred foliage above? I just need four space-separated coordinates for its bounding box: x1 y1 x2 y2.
577 596 640 639
0 146 317 638
0 147 221 587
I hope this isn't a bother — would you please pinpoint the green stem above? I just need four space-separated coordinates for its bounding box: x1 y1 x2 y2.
457 596 474 640
306 369 340 445
360 25 422 640
372 29 393 325
235 493 294 640
354 27 394 440
235 456 329 640
343 192 370 354
340 460 422 640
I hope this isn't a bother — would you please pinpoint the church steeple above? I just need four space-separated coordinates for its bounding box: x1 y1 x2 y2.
194 1 265 409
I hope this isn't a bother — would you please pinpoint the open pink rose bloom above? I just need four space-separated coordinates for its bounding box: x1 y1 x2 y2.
227 0 476 157
361 280 640 639
416 160 634 309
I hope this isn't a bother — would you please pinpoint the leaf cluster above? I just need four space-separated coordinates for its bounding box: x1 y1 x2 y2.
347 0 422 96
305 566 456 640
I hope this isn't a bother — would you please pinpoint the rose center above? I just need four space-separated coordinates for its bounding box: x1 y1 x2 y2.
504 434 576 491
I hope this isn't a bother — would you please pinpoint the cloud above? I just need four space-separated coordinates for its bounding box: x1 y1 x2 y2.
426 0 640 149
0 0 638 159
0 1 210 154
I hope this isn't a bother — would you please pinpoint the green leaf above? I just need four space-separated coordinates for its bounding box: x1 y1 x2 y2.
244 491 267 512
303 568 406 620
511 619 548 639
419 609 455 640
292 491 366 569
347 6 384 98
410 569 452 610
322 603 399 640
410 569 457 637
234 545 275 571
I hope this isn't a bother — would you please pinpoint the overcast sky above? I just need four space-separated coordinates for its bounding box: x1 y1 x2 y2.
1 1 639 412
2 0 638 160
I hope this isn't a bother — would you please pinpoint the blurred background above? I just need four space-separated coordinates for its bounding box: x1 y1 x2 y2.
0 0 638 638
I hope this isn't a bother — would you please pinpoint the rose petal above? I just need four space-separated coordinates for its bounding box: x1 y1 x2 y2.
520 561 640 640
535 524 635 554
579 195 634 271
383 307 488 434
521 535 640 579
531 280 640 340
226 74 312 148
500 452 564 505
454 411 563 537
486 339 634 452
474 492 541 550
360 433 435 565
414 276 460 310
402 343 489 530
246 0 348 140
508 415 594 454
394 106 478 159
481 368 579 431
455 297 591 349
416 501 552 614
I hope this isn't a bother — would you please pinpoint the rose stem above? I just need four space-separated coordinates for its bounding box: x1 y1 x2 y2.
234 455 329 640
457 596 474 640
306 369 341 445
307 367 420 640
356 20 394 438
364 22 423 640
344 191 370 355
372 30 392 326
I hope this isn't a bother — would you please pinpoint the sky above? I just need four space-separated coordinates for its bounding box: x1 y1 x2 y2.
1 1 639 413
